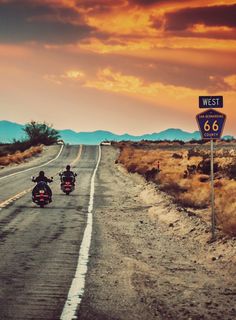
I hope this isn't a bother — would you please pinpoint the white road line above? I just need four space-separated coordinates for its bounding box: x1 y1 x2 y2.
60 145 101 320
0 144 64 181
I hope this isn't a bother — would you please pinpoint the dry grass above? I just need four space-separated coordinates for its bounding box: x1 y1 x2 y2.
215 180 236 235
117 142 236 235
0 145 43 166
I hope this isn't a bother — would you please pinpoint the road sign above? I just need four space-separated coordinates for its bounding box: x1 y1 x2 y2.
199 96 223 108
196 109 226 140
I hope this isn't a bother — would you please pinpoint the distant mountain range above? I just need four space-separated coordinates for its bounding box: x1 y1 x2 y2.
0 120 234 145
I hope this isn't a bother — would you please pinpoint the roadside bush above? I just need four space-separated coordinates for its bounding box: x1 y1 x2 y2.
24 121 60 146
224 162 236 180
0 140 32 156
215 180 236 235
197 159 219 174
172 153 182 159
0 145 43 166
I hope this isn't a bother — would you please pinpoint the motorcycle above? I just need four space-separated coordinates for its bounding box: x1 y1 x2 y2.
32 178 53 207
60 175 76 195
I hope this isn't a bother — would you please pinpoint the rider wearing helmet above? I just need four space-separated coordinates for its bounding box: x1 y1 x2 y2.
59 165 77 185
32 171 53 200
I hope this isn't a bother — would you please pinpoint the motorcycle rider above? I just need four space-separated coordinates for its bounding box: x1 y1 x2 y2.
59 165 77 185
32 171 53 201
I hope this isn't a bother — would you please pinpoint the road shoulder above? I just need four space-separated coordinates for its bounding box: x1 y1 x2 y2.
78 146 236 320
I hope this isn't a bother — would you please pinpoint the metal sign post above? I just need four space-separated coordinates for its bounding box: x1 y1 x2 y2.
210 139 215 240
196 99 226 240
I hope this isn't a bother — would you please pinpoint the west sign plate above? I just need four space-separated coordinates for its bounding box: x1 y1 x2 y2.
196 109 226 140
199 96 223 108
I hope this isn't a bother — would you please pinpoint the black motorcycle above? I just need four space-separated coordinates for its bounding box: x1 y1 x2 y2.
32 178 53 207
60 175 76 195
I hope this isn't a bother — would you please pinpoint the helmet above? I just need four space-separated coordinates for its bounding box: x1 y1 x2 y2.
66 165 71 171
39 170 45 176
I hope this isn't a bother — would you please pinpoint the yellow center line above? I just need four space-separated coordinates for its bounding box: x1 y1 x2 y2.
70 145 83 167
0 188 32 209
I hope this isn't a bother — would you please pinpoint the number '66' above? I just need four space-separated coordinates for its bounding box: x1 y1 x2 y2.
204 120 219 132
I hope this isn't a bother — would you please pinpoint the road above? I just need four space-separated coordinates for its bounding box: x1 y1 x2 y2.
0 145 235 320
0 145 99 320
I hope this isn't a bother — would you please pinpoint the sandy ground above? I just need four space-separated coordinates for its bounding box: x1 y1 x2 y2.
78 146 236 320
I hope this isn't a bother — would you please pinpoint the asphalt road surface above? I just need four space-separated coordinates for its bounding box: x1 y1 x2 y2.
0 145 235 320
0 145 99 320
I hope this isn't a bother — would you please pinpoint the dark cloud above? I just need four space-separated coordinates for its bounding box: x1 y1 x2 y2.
74 0 121 14
207 76 231 93
130 0 163 5
164 29 236 40
0 1 95 44
151 17 163 30
165 4 236 31
129 0 189 7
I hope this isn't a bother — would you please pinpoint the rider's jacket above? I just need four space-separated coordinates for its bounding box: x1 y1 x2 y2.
61 171 76 177
60 171 76 184
33 176 52 184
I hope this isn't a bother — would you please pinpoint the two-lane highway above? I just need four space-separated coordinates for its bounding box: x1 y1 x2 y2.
0 145 100 320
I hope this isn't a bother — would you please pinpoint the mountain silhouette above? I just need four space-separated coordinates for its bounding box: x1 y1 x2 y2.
1 120 233 144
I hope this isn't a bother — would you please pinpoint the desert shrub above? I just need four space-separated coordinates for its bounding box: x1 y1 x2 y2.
198 174 209 183
24 121 60 146
0 145 43 166
145 168 159 181
127 163 138 173
188 148 202 159
159 181 184 194
215 180 236 235
189 139 207 145
177 190 210 208
176 175 210 208
197 159 219 174
9 139 32 153
157 172 187 194
186 164 197 175
136 165 150 176
0 140 31 156
224 162 236 180
172 153 183 159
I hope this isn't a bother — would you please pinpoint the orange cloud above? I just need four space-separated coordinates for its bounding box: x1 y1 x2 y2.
79 36 236 53
85 67 207 106
224 74 236 90
44 69 85 85
85 68 236 126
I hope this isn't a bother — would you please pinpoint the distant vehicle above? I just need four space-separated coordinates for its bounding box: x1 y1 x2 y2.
57 139 65 145
100 141 112 146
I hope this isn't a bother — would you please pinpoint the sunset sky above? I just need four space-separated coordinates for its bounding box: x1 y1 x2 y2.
0 0 236 135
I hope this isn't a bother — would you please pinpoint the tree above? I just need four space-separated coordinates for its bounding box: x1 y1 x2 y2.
24 121 60 146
